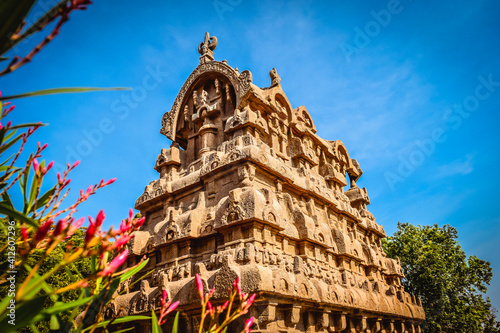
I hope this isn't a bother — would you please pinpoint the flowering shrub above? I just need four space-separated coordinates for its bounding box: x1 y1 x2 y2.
0 97 150 332
151 274 256 333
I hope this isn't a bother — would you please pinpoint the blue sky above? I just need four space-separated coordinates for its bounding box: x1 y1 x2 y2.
2 0 500 309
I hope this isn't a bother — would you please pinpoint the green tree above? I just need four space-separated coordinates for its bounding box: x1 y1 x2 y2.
382 222 500 333
0 226 92 332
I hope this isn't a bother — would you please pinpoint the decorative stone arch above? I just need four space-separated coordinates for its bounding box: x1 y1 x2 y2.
291 105 317 133
273 92 294 122
165 223 181 241
160 61 253 141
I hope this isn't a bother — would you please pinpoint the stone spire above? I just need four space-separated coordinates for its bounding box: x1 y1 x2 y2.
198 32 217 64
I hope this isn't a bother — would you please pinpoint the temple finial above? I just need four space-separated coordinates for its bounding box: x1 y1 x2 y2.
198 32 218 64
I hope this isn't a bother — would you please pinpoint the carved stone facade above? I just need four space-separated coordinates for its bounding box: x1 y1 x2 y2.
112 33 425 332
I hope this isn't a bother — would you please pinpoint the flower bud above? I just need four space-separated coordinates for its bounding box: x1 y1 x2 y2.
244 317 254 332
95 209 105 228
195 274 204 301
105 178 117 186
32 158 39 174
35 219 52 242
99 249 128 276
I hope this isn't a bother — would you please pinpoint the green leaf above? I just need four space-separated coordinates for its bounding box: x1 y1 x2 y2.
121 268 155 295
40 297 94 316
6 296 95 331
0 201 37 227
22 262 65 300
0 294 49 332
151 310 162 333
30 185 56 214
81 315 151 332
20 157 30 210
23 264 57 302
0 87 131 101
0 292 12 316
64 263 83 283
112 328 135 333
0 165 20 173
81 278 120 327
0 152 16 166
119 258 150 283
1 190 14 208
91 255 97 274
172 311 179 333
3 0 67 54
50 314 60 330
0 0 37 56
29 323 40 333
27 168 41 212
7 122 47 130
0 131 23 155
0 128 6 145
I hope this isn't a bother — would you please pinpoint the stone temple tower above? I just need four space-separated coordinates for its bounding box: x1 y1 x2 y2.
110 33 425 332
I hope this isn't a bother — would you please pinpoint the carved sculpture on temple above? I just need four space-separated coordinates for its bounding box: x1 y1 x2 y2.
112 33 425 332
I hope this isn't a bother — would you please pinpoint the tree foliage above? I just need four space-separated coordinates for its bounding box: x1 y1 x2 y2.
0 226 92 332
383 222 500 333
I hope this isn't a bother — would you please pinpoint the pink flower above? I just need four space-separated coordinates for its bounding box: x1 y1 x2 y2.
96 210 105 228
73 217 85 229
233 276 242 298
105 178 117 186
243 293 256 310
112 234 133 249
32 158 39 174
119 219 131 233
207 301 215 318
99 249 128 276
134 216 145 229
44 161 54 174
161 289 168 307
243 317 254 332
165 300 179 315
21 226 28 241
195 274 204 301
84 217 96 247
35 219 52 242
53 219 66 237
158 299 180 325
